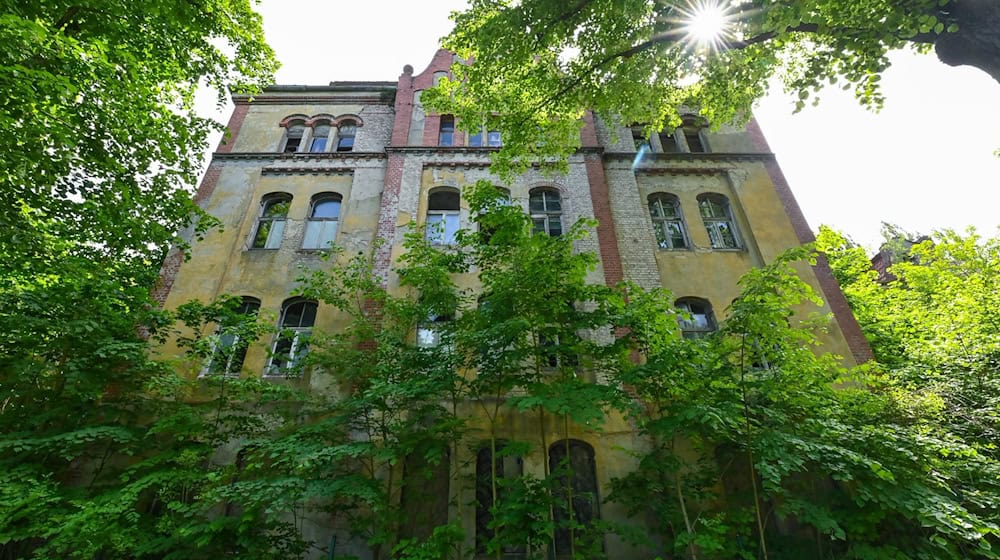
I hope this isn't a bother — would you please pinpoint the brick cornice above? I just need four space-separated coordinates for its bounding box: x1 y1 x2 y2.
210 151 387 161
261 167 356 176
604 151 777 163
233 95 394 105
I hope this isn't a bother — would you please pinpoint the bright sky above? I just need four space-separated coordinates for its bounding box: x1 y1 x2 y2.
235 0 1000 250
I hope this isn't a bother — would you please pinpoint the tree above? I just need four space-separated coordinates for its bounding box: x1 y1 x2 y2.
0 2 278 557
424 0 997 175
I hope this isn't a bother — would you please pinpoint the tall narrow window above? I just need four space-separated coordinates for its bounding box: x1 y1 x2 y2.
336 121 356 152
310 124 330 152
282 124 304 153
631 124 650 151
202 297 261 377
476 443 525 555
684 126 706 153
676 297 717 339
648 193 689 250
469 129 483 147
549 440 600 556
698 193 740 249
426 189 460 245
529 188 562 236
658 129 679 153
251 194 291 249
439 115 455 146
302 193 341 249
267 299 317 375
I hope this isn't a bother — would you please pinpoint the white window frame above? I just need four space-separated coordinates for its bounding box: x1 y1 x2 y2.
676 298 717 339
250 194 291 250
529 188 563 237
302 194 341 250
648 193 689 250
266 300 317 377
698 194 740 250
200 298 261 378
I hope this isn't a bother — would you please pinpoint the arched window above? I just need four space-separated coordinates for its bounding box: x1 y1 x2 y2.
282 123 305 153
549 440 600 556
202 296 260 377
439 115 455 146
648 193 688 250
675 297 717 339
302 193 341 249
697 193 740 249
529 188 562 237
310 124 330 152
476 442 525 555
251 193 291 249
267 298 317 375
336 121 357 152
426 188 461 245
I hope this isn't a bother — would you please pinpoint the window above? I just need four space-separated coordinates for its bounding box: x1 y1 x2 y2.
487 130 502 147
336 121 356 152
416 313 452 348
529 188 562 236
648 193 688 250
310 124 330 152
631 124 650 151
267 299 317 375
202 297 260 377
251 194 291 249
684 126 706 153
477 187 511 244
658 129 679 153
302 193 341 250
476 443 525 556
698 193 740 249
282 123 304 153
539 333 579 369
439 115 455 146
676 298 717 339
549 440 600 556
426 189 460 245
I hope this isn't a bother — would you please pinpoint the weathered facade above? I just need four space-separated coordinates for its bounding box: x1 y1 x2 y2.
156 49 870 558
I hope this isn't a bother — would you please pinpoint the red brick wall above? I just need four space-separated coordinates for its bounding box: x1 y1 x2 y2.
746 118 873 363
581 113 624 288
216 102 249 153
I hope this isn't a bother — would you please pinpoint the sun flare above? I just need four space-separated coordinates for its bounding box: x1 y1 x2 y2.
687 1 727 44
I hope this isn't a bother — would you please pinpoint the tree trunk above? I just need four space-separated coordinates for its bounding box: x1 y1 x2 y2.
934 0 1000 84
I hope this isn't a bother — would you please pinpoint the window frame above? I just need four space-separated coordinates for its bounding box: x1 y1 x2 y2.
648 193 689 250
425 188 461 246
301 193 342 250
697 193 741 250
266 298 317 377
438 115 455 146
309 123 331 153
200 297 261 378
336 121 357 152
675 297 717 339
250 193 292 250
529 188 563 237
282 123 305 153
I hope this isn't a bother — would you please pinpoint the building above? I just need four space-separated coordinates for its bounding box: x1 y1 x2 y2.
154 49 871 559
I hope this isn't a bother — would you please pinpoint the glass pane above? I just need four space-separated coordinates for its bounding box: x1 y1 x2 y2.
336 137 354 151
700 199 724 218
338 124 356 136
653 222 668 249
663 199 679 218
271 334 294 370
283 303 304 327
303 220 338 249
544 191 561 211
487 131 501 147
428 191 460 211
312 199 340 219
309 137 327 152
532 218 546 235
529 192 545 213
443 213 460 244
718 222 737 248
300 303 317 327
264 219 284 249
668 222 687 248
548 216 562 237
426 213 444 243
313 125 330 138
469 131 483 147
438 131 453 146
706 223 723 248
283 137 301 153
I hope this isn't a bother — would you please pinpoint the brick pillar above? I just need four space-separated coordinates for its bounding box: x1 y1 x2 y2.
746 117 873 363
581 112 624 288
216 102 249 153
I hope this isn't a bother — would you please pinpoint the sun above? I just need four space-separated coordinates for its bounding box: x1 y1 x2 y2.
687 1 728 44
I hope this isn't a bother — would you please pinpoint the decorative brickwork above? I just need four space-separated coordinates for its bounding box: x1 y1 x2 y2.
372 153 405 284
746 118 873 363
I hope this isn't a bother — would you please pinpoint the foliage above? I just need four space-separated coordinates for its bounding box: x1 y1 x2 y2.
424 0 994 177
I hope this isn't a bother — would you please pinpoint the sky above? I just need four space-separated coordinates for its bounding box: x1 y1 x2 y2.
229 0 1000 250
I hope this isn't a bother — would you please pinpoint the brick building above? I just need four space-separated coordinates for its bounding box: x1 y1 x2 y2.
156 49 870 558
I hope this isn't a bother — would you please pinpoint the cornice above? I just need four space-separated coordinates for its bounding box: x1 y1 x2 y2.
606 151 777 163
233 95 394 105
211 151 387 162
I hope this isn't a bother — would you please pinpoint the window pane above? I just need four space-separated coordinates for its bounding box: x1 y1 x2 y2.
262 199 290 218
532 218 546 235
438 131 453 146
443 213 460 244
283 137 301 153
312 199 340 219
544 191 561 211
336 137 354 151
309 137 327 152
717 222 737 248
529 192 545 213
653 223 668 249
686 131 705 152
428 191 460 211
283 303 304 327
303 220 338 249
313 125 330 138
252 221 272 248
649 198 664 218
469 131 483 147
548 216 562 237
264 220 284 249
487 131 501 147
668 222 687 248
